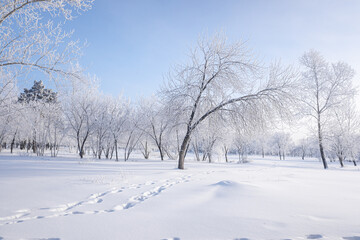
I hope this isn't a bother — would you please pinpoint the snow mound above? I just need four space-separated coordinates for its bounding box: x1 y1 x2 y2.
208 180 258 199
211 180 239 187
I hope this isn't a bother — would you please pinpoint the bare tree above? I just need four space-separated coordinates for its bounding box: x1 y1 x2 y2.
329 100 360 167
122 107 142 161
106 96 129 161
137 97 170 160
64 81 98 158
162 123 183 160
139 135 152 159
191 116 223 163
300 50 356 169
271 132 291 160
161 35 298 169
0 71 17 150
233 134 249 163
46 103 66 157
298 138 312 160
90 96 114 159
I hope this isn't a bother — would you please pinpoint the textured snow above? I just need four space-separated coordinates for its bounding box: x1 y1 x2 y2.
0 153 360 240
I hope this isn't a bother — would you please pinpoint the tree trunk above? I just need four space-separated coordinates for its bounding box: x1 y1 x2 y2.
238 149 241 163
338 155 344 167
193 143 200 161
279 149 282 160
79 140 86 159
141 141 150 159
78 130 89 159
10 130 17 154
110 146 114 159
114 139 118 161
158 145 164 161
318 142 327 169
317 116 328 169
27 139 31 152
79 147 84 158
32 138 37 153
98 147 102 159
104 146 110 159
224 146 228 163
178 131 191 170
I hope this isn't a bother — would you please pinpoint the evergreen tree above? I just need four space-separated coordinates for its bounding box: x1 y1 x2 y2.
18 81 57 104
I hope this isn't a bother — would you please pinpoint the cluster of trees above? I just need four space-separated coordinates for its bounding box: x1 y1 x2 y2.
0 1 358 170
0 44 358 170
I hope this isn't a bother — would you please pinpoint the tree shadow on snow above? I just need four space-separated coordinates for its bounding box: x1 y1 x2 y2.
38 238 60 240
233 238 250 240
307 234 323 239
343 237 360 240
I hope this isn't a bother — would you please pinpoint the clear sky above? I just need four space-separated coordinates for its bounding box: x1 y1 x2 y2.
66 0 360 99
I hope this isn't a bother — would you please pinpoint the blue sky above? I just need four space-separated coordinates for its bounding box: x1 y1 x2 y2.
65 0 360 99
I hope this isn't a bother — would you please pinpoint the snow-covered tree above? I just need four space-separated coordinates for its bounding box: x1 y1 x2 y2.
191 126 216 162
233 133 250 163
218 125 234 163
0 70 18 117
299 50 356 169
292 138 314 160
0 0 93 86
89 96 114 159
271 132 292 160
0 74 17 151
16 80 62 156
162 123 184 160
18 81 57 104
108 96 130 161
64 81 98 158
328 100 360 167
161 34 298 169
122 107 142 161
137 97 170 161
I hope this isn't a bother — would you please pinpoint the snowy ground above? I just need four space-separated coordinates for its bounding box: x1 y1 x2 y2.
1 153 360 240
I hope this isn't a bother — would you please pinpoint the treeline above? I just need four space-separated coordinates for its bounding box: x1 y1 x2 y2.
0 69 359 169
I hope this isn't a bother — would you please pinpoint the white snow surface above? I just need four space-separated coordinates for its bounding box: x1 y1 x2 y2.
1 153 360 240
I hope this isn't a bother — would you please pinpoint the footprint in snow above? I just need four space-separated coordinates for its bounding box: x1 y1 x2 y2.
72 211 84 215
87 198 103 204
0 211 30 221
1 175 193 226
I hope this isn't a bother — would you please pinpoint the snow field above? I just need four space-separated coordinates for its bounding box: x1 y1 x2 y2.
0 154 360 240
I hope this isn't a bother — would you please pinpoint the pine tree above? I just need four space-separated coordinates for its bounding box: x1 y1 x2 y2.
18 81 57 104
17 81 58 155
